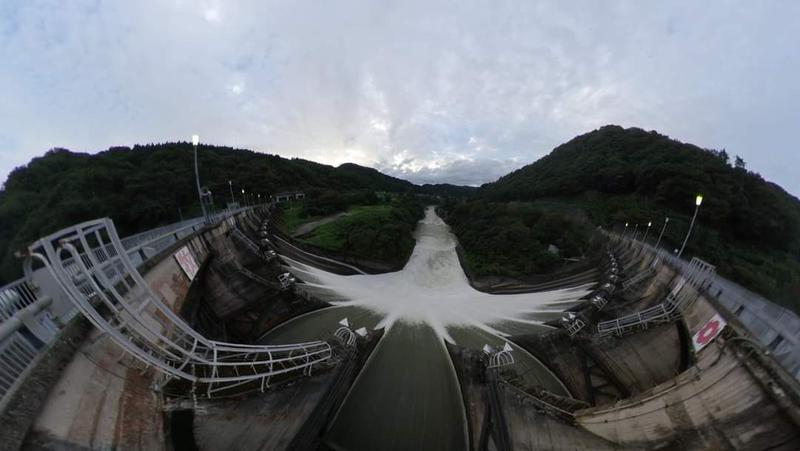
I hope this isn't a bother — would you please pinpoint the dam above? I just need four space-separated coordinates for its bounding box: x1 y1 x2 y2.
1 203 799 450
262 206 583 450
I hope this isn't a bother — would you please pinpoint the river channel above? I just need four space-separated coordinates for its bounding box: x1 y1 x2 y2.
261 206 593 450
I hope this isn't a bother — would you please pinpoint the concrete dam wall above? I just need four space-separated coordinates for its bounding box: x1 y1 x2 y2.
2 207 800 450
6 210 377 450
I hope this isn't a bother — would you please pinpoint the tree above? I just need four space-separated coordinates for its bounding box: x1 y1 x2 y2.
719 149 730 165
734 155 747 170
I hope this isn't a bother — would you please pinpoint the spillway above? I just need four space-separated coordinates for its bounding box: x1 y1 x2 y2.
262 206 592 449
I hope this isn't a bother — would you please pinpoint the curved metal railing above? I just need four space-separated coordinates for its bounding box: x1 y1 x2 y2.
26 218 331 397
597 257 716 337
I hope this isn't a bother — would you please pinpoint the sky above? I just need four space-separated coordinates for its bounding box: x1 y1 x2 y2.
1 1 799 194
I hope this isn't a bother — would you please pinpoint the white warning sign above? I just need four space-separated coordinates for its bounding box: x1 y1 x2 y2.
174 246 199 281
692 313 727 352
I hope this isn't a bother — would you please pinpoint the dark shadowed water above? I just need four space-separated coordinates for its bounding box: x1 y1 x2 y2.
261 207 591 450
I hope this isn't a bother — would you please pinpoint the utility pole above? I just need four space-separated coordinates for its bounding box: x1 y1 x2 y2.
192 135 208 223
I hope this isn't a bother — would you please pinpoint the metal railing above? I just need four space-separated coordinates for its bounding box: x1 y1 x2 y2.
0 280 39 322
488 347 516 369
26 217 331 397
0 331 39 402
0 205 303 405
603 232 800 379
597 256 716 337
0 283 60 405
334 326 357 347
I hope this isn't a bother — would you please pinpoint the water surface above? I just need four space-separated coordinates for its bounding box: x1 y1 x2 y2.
262 207 592 450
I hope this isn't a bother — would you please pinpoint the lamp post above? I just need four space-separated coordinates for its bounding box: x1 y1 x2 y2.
642 221 652 244
655 217 669 249
632 224 639 241
624 222 629 236
228 180 236 206
678 194 703 258
242 188 247 207
191 135 208 223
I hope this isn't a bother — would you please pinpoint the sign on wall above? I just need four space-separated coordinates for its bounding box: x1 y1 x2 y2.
692 312 727 352
174 246 199 281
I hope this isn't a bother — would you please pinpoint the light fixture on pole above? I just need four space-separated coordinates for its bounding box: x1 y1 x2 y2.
228 180 235 206
655 217 669 249
642 221 652 243
191 134 208 223
624 222 629 235
632 224 639 241
678 194 703 258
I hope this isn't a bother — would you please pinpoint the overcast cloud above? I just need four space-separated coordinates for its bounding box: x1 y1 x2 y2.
1 1 798 194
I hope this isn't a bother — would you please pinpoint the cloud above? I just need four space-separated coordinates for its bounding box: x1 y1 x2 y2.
382 158 522 187
0 1 799 194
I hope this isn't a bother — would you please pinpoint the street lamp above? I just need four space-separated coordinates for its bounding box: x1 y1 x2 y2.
655 217 670 249
677 194 703 258
624 222 629 235
228 180 236 206
632 224 639 241
242 188 247 207
642 221 652 243
191 134 208 223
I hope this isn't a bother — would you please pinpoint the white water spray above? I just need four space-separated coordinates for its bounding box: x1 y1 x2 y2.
283 206 593 342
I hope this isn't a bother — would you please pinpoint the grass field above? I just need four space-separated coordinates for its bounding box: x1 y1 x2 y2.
302 205 394 251
301 204 417 265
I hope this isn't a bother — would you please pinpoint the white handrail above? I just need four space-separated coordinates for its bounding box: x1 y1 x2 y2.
25 217 331 394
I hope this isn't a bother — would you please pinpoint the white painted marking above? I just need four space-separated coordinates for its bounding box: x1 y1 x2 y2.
174 246 199 280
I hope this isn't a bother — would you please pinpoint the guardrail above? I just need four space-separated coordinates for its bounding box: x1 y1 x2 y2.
29 216 329 397
0 206 262 406
601 232 800 379
658 246 800 378
597 252 716 337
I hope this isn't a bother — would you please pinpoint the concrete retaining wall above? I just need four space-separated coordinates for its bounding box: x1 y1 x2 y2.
513 324 683 405
18 213 250 450
573 259 800 449
575 337 800 449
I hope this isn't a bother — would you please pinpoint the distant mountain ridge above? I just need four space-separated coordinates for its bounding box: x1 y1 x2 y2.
0 143 460 282
3 130 798 312
478 125 800 310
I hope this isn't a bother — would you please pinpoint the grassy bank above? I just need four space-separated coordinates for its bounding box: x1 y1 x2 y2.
300 201 422 267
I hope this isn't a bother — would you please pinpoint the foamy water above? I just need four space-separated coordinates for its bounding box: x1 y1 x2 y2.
283 206 592 342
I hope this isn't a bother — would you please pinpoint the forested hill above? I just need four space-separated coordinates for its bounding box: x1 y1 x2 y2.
0 143 418 281
419 183 478 198
479 125 800 311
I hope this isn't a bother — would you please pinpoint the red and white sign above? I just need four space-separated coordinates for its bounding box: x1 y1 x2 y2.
174 246 199 281
692 313 727 352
